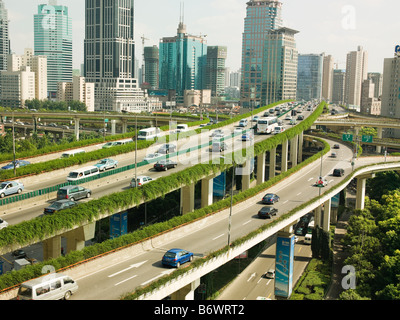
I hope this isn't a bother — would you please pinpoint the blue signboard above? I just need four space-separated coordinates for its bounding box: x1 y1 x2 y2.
275 234 295 298
213 172 226 198
110 212 128 239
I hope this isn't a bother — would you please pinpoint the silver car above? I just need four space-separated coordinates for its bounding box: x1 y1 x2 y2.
0 181 24 198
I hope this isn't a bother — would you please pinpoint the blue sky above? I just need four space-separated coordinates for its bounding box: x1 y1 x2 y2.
4 0 399 73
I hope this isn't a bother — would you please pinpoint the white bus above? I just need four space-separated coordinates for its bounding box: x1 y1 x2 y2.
137 127 162 141
257 117 278 134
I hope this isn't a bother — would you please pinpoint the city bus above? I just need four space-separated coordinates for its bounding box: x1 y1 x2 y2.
257 117 278 134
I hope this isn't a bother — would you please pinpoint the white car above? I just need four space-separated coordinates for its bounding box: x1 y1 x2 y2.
0 218 8 230
130 176 154 188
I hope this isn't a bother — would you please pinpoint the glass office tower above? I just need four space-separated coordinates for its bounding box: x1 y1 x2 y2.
84 0 135 82
0 0 9 72
241 0 283 107
262 27 298 105
34 1 72 99
159 20 207 103
297 54 324 101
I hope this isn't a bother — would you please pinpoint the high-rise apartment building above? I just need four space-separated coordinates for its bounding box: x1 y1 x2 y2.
262 27 298 105
322 54 334 102
241 0 283 107
0 0 9 72
34 1 72 99
205 46 227 97
57 76 95 112
367 72 383 99
344 46 368 108
144 46 159 89
159 19 208 104
332 69 346 105
297 53 324 101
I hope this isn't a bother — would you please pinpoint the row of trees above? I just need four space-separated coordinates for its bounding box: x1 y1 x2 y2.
340 171 400 300
24 99 87 112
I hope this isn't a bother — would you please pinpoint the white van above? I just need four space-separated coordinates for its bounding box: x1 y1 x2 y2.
67 166 100 182
61 149 85 159
18 274 78 300
304 233 312 245
137 127 161 141
176 124 189 133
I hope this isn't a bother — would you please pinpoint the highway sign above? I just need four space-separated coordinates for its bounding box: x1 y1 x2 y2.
342 134 353 142
362 135 373 143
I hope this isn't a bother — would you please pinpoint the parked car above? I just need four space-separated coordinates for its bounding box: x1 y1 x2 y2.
0 181 24 198
57 186 91 201
154 160 177 171
264 269 276 279
314 177 328 187
157 144 177 154
0 218 8 230
143 153 162 163
333 168 345 177
1 160 30 170
261 193 280 204
44 200 77 215
130 176 154 188
162 249 194 268
258 207 278 219
94 158 118 171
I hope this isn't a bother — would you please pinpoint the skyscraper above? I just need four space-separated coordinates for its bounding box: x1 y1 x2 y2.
297 53 324 101
262 27 298 105
241 0 283 107
344 46 368 108
159 17 208 104
34 1 72 99
0 0 9 72
144 46 159 89
84 0 135 82
205 46 227 97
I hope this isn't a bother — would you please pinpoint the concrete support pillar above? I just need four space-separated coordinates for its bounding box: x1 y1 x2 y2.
201 176 214 208
43 236 62 260
181 183 195 214
256 152 266 185
281 139 289 173
241 159 251 191
356 177 366 210
290 135 298 167
121 120 128 134
74 118 80 141
111 120 117 135
377 127 383 154
322 198 331 232
170 278 201 300
269 148 276 180
314 206 322 228
298 131 304 163
65 223 96 254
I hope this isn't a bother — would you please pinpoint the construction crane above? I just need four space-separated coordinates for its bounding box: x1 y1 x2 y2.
141 35 149 85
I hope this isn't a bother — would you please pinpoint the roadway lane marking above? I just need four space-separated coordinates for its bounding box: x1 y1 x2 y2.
243 220 252 226
283 200 289 204
141 269 175 286
296 192 302 196
115 275 137 286
108 260 148 278
266 279 272 286
213 234 225 241
308 177 314 182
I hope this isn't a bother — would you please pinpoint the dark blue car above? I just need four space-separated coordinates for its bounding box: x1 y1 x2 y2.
262 193 280 204
162 249 194 268
1 160 30 170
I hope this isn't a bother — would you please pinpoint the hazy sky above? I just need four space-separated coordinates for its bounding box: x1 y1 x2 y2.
4 0 400 74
